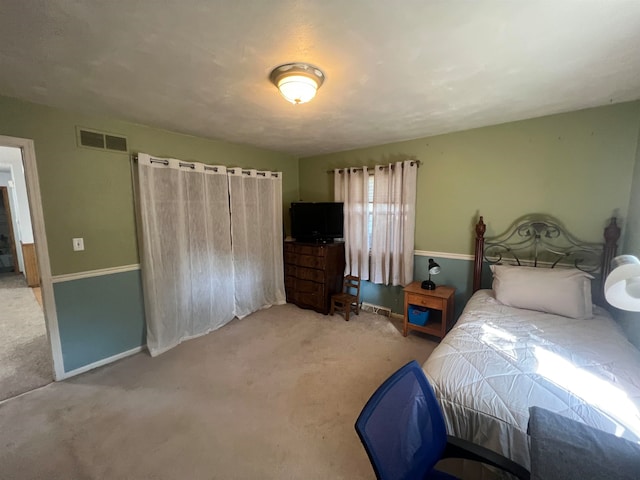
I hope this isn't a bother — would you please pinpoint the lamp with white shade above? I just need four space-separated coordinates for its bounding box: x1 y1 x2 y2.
604 255 640 311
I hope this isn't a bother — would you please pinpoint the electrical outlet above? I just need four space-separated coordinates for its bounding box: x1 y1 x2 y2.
72 237 84 251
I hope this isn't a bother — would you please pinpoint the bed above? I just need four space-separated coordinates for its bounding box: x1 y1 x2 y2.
422 215 640 473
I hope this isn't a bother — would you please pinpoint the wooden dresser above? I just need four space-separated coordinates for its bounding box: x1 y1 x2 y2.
284 241 346 314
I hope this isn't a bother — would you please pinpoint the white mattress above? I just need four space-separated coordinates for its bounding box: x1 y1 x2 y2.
423 289 640 470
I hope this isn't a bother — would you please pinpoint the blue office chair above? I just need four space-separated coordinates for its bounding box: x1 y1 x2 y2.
355 361 530 480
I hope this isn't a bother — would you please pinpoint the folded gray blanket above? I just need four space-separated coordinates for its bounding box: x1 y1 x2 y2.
528 406 640 480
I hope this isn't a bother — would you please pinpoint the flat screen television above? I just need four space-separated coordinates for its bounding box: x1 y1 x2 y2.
290 202 344 243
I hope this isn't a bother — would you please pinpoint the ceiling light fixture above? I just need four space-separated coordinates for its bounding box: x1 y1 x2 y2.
269 63 325 105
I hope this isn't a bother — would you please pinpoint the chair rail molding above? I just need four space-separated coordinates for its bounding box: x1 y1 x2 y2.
52 264 141 283
414 250 474 261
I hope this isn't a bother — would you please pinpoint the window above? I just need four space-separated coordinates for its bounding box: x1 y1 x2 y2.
335 160 417 286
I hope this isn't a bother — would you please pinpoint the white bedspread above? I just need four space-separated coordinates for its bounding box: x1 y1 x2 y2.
423 289 640 470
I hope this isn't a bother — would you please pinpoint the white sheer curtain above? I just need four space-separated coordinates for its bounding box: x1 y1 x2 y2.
370 160 418 286
137 155 285 356
137 154 235 356
334 167 370 280
228 168 286 318
335 160 418 286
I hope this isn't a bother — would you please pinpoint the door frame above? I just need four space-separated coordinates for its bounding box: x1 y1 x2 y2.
0 186 20 273
0 135 64 380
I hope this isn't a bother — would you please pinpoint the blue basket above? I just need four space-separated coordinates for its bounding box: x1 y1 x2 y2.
408 306 430 326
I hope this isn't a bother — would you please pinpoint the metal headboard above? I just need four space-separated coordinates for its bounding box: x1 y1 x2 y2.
472 214 620 306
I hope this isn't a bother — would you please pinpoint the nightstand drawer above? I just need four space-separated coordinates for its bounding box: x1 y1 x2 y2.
406 293 442 310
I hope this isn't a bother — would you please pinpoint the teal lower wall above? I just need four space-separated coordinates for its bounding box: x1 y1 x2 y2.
53 269 146 372
52 256 473 374
360 255 494 319
47 256 516 374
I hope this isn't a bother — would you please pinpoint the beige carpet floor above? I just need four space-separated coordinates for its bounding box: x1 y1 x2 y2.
0 303 437 480
0 273 52 402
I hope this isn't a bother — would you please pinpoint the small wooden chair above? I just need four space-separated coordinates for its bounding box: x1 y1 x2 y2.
330 275 361 321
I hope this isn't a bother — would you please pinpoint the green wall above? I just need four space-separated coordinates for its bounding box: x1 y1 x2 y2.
299 102 640 325
3 93 640 370
0 95 298 372
624 128 640 257
0 95 298 276
620 124 640 347
300 102 640 252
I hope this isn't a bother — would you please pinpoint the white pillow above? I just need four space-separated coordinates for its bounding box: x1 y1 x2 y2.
490 265 594 319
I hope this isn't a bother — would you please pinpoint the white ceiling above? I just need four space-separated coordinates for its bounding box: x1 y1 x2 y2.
1 1 640 157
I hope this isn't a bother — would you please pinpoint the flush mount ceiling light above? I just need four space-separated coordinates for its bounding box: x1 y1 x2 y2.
269 63 325 105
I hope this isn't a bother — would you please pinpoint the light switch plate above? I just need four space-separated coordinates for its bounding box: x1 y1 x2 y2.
72 237 84 251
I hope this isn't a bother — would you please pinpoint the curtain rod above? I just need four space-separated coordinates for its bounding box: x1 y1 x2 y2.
131 154 279 177
327 160 421 174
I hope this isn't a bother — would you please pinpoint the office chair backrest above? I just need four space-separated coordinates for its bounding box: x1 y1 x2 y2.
355 360 448 480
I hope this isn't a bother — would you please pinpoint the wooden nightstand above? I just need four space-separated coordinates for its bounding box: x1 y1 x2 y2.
403 282 455 340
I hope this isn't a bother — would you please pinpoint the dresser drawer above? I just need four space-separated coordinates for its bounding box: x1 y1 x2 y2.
294 278 325 295
284 243 327 257
285 265 325 283
296 244 327 257
286 253 326 269
296 291 325 310
406 293 443 310
285 275 296 290
288 279 326 310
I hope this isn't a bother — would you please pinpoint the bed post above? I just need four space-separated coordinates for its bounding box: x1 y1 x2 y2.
598 217 620 305
473 216 486 293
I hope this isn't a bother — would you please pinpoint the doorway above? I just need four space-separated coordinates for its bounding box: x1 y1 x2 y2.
0 138 62 401
0 186 20 274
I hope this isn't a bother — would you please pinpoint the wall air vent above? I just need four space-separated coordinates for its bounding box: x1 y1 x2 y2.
105 134 128 152
76 127 128 153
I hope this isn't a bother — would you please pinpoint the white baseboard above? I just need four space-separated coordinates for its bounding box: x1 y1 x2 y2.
59 345 146 379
